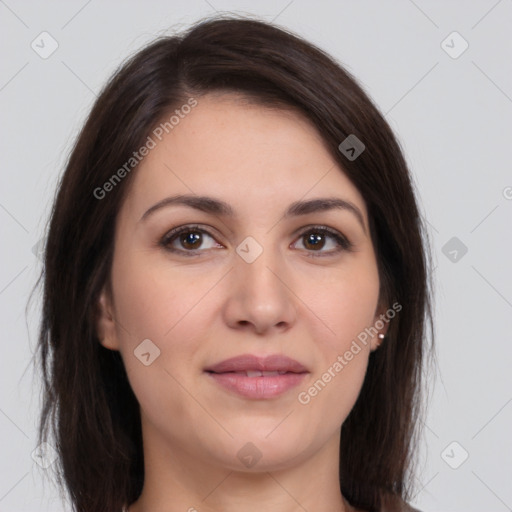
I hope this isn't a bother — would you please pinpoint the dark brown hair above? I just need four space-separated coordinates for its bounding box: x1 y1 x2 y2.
32 14 435 512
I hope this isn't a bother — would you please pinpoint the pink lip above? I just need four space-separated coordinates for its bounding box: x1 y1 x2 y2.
205 354 308 373
205 354 309 399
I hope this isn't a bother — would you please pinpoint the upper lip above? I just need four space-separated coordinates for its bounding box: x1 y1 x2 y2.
205 354 309 373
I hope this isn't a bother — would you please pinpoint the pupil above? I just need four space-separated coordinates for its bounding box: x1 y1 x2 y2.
182 231 201 249
306 233 324 250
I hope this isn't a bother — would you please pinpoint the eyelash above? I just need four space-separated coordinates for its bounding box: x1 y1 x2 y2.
159 224 354 257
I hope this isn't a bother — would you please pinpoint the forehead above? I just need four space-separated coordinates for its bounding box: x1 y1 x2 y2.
120 93 367 221
154 93 329 167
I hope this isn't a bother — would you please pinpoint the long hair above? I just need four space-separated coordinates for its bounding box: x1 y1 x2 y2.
32 15 435 512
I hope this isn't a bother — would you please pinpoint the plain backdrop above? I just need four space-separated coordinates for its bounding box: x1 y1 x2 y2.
1 1 511 511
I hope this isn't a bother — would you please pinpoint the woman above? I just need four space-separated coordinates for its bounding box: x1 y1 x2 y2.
34 15 434 512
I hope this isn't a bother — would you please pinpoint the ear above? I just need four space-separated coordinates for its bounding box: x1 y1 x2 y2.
96 286 120 351
370 300 390 352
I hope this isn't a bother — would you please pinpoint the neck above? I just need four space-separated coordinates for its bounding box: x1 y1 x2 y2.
128 417 354 512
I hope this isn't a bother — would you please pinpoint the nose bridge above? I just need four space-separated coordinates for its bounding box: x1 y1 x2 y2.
224 232 296 333
235 233 285 296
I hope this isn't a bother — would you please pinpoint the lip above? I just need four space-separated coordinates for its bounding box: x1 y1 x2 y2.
205 354 308 374
204 354 309 399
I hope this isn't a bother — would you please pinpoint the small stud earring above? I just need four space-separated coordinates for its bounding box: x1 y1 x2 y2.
376 333 385 348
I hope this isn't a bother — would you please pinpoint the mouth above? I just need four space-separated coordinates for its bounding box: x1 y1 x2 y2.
204 354 309 399
209 369 291 377
204 353 308 374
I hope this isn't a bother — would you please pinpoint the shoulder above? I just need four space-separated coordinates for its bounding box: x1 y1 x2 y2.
379 496 422 512
350 495 422 512
386 502 422 512
399 504 422 512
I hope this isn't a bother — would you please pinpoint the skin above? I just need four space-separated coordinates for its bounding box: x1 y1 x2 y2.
97 93 388 512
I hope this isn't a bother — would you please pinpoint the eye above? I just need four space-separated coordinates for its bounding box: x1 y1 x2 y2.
160 224 223 255
292 225 353 256
160 224 353 257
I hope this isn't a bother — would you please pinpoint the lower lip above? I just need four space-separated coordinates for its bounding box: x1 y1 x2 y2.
206 372 307 399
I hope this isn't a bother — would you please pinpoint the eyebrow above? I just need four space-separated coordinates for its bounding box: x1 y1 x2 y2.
140 194 367 234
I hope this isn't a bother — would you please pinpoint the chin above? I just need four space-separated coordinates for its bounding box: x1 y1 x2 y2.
203 428 313 473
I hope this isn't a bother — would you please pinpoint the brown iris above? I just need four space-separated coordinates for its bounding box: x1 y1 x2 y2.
180 231 202 250
303 232 325 251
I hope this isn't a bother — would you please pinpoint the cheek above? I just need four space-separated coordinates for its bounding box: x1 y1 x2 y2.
295 274 378 427
113 281 201 430
295 258 379 411
296 352 368 442
110 244 200 341
301 257 380 350
109 250 209 410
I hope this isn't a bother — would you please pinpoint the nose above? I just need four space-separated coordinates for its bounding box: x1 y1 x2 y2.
222 244 298 336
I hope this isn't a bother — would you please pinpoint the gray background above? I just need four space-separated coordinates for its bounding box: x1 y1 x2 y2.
1 1 511 511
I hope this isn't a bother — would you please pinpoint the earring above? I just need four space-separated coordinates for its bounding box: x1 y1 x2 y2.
376 333 385 347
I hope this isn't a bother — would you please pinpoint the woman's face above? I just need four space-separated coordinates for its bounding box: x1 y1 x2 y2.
97 93 388 472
